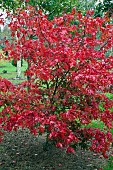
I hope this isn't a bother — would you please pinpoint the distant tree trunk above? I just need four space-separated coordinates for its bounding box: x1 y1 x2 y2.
16 60 21 78
16 30 21 78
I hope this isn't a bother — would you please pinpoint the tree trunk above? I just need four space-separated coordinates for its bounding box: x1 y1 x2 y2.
16 59 21 78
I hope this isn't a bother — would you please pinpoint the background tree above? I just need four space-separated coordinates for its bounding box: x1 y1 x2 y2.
95 0 113 17
0 0 99 19
0 25 11 49
0 0 25 78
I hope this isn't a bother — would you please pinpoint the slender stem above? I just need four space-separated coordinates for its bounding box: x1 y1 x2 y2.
27 58 31 92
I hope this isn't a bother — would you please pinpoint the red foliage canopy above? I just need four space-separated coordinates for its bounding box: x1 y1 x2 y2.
0 6 113 158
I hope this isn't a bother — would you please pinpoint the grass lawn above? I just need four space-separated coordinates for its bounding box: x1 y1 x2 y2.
0 58 27 84
103 156 113 170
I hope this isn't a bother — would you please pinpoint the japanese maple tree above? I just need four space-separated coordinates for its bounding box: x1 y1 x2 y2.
0 6 113 158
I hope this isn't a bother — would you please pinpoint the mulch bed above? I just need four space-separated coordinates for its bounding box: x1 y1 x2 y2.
0 129 107 170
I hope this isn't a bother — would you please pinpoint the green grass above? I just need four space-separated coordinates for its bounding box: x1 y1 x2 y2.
105 93 113 100
0 59 27 84
103 156 113 170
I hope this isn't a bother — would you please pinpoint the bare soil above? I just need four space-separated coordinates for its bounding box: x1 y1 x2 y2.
0 129 106 170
